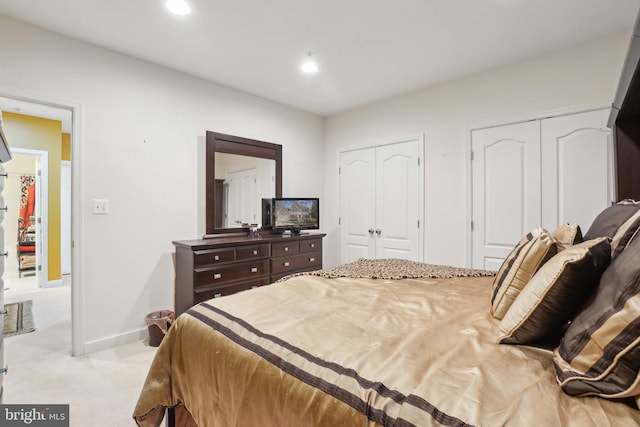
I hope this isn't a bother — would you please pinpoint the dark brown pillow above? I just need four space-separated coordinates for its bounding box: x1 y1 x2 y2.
554 231 640 398
497 238 611 345
584 204 639 241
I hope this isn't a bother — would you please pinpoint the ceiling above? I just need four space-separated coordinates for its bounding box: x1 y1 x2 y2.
0 0 638 119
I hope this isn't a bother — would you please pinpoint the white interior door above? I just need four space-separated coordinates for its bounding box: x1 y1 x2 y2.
225 168 257 227
339 148 376 263
375 141 421 260
61 161 71 275
541 109 613 232
471 121 541 270
34 156 44 287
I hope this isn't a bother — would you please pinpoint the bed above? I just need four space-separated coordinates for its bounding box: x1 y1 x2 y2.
133 201 640 426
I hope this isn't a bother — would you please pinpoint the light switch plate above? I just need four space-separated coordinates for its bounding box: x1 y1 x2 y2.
92 199 110 214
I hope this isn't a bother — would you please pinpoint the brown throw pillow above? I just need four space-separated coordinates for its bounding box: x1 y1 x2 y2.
497 238 611 345
584 204 639 241
554 232 640 398
491 228 557 320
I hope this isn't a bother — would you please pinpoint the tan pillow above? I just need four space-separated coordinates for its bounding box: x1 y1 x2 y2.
554 233 640 398
616 199 640 206
611 209 640 259
491 228 557 320
497 238 611 345
551 223 583 251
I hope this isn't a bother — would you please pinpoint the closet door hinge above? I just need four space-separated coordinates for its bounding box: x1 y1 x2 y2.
470 151 474 161
471 221 474 231
338 217 341 225
338 167 341 175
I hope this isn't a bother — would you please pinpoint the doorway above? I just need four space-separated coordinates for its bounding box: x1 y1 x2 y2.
0 93 79 355
2 149 48 290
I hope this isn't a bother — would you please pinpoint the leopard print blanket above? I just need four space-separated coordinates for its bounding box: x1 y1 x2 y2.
279 258 496 282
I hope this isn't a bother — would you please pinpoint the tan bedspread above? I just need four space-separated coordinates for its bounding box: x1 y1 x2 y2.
133 272 640 426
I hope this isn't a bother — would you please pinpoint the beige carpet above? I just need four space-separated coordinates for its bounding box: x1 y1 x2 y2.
3 300 35 337
3 279 159 426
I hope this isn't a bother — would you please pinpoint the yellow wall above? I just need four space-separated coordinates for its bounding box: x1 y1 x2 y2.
2 112 62 281
62 133 71 161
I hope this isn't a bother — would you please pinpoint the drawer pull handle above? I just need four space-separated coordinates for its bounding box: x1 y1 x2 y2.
214 255 220 261
250 267 258 273
309 257 315 262
284 247 289 252
310 243 315 248
253 250 258 255
0 366 7 375
214 293 222 298
213 273 222 280
251 285 258 289
283 262 290 267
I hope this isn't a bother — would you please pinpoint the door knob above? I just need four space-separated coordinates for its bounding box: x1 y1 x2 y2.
368 228 375 234
375 229 382 235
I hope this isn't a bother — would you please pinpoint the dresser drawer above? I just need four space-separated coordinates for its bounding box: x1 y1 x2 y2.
236 244 270 261
194 248 235 267
300 238 322 253
272 241 300 257
193 276 271 303
271 251 322 275
194 259 270 288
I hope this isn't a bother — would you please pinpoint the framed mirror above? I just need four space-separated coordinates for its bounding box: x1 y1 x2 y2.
206 131 282 236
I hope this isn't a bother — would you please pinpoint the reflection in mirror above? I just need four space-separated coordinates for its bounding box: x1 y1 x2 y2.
206 131 282 235
215 153 276 228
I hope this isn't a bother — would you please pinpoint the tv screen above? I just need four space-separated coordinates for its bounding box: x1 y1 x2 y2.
272 198 319 234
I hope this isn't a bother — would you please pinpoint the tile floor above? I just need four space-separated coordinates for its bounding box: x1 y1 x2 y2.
3 275 158 426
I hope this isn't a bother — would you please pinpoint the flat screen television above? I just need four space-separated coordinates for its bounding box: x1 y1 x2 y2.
271 198 319 235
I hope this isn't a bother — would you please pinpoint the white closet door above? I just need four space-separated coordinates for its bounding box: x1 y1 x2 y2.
225 168 257 227
375 141 421 260
339 148 376 263
541 109 613 232
471 121 541 270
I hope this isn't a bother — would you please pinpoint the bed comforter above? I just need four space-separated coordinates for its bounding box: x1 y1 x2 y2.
133 263 640 426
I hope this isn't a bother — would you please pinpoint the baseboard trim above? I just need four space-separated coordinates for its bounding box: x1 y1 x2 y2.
43 279 64 288
83 327 147 354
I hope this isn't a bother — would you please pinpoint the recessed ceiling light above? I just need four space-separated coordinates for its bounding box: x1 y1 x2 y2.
301 53 319 74
166 0 191 15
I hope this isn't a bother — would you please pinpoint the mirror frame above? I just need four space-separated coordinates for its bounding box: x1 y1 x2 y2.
205 131 282 236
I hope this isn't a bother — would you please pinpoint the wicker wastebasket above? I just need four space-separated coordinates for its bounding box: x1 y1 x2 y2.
144 310 175 347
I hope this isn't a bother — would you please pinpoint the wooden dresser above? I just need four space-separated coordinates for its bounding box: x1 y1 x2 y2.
173 233 325 316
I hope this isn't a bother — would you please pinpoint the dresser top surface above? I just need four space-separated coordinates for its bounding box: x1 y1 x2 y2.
173 232 326 250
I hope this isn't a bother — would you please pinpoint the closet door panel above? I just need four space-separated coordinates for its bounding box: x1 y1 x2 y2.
375 141 421 261
471 121 541 270
339 148 376 263
541 109 613 232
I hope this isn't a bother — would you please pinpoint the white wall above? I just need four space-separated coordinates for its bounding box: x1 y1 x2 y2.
0 14 324 352
324 31 631 269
